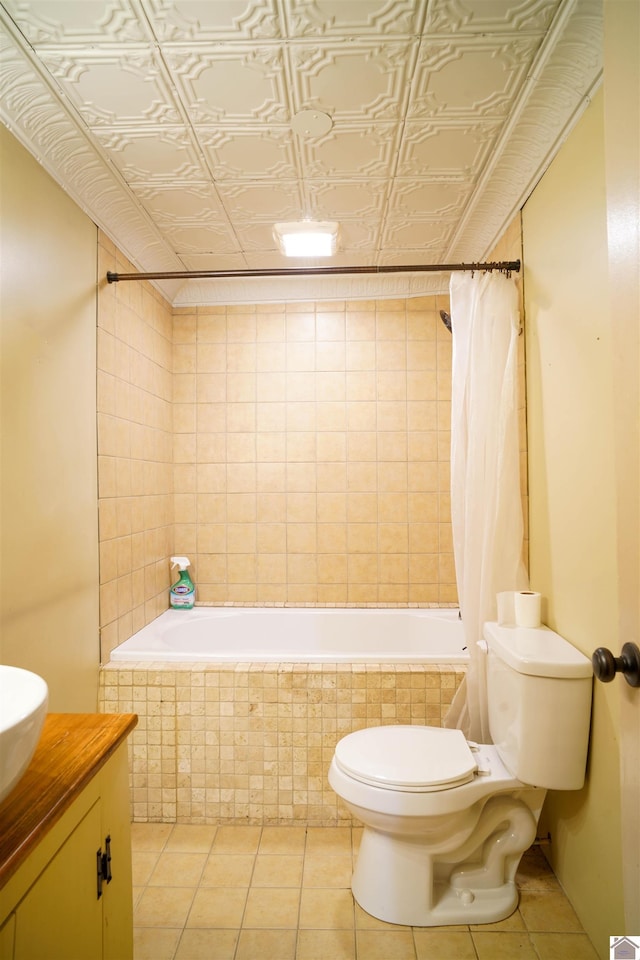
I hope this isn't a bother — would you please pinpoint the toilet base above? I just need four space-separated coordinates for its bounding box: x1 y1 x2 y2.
351 793 539 926
354 870 519 927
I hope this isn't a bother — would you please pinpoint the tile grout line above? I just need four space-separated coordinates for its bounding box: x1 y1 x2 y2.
174 825 221 959
132 824 598 960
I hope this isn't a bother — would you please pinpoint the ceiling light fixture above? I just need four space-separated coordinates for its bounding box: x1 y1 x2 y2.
273 220 339 258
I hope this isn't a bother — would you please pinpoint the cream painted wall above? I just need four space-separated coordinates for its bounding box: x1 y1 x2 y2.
0 125 100 711
523 89 624 955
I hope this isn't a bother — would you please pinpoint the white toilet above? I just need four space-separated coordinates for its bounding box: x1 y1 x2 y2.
329 621 593 926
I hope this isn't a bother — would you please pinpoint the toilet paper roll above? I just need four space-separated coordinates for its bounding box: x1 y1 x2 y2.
514 591 542 628
496 591 516 625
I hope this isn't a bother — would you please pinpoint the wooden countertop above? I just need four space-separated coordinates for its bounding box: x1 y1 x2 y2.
0 712 137 890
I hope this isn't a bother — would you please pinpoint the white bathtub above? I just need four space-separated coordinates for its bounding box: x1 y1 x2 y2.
110 606 467 664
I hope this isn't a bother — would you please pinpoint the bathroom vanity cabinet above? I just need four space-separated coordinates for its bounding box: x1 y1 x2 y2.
0 713 137 960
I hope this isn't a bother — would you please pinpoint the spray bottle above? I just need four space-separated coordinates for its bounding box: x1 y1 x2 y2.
169 556 195 609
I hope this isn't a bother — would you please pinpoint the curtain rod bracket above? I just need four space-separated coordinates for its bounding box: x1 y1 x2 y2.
106 261 520 283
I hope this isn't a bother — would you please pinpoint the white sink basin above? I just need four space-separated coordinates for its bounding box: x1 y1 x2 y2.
0 665 48 804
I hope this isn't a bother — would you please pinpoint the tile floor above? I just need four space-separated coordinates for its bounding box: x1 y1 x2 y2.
132 823 600 960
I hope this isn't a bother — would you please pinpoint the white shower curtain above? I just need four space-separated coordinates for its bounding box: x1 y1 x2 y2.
445 271 529 743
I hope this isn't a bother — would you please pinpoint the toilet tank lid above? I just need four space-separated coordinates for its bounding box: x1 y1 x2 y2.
483 622 593 678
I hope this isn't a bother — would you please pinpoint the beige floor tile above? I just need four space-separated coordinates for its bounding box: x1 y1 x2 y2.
414 929 477 960
352 827 363 855
530 932 600 960
135 886 196 928
201 853 255 887
252 854 304 887
354 902 408 931
166 824 218 853
211 824 262 854
132 850 161 886
296 928 356 960
518 891 584 932
469 908 526 931
243 887 301 928
303 854 353 888
472 931 539 959
133 926 181 960
186 887 248 928
516 848 563 892
174 928 238 960
131 822 173 851
306 826 352 855
259 825 307 854
356 929 417 959
235 928 297 960
299 888 355 929
129 823 592 960
148 852 207 887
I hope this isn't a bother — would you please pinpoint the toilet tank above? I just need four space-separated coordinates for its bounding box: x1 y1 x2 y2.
484 622 593 790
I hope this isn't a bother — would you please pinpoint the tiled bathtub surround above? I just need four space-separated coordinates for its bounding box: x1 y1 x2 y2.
99 661 465 825
172 295 457 606
97 217 527 660
98 233 174 661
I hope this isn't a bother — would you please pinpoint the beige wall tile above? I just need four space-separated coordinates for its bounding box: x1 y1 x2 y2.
99 244 527 633
97 238 174 661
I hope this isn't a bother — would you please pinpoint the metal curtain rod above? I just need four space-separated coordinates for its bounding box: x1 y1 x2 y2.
106 260 520 283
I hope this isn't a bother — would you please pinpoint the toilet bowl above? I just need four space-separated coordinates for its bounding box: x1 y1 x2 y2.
329 622 593 926
329 725 544 926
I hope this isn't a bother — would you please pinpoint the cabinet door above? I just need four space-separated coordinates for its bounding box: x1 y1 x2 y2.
100 746 133 960
0 913 16 960
14 801 103 960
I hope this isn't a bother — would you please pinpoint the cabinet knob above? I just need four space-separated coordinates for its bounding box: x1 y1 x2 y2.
592 643 640 687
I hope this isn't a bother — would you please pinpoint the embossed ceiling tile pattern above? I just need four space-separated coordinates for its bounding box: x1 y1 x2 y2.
178 252 249 271
306 180 389 220
2 0 146 44
397 121 499 178
300 125 399 179
198 127 299 180
387 181 470 219
426 0 562 35
216 180 302 220
291 42 416 121
166 45 290 124
36 47 182 125
0 0 602 303
282 0 425 38
333 221 381 253
93 128 206 181
129 182 227 222
168 223 237 255
409 37 539 119
143 0 283 42
382 219 455 252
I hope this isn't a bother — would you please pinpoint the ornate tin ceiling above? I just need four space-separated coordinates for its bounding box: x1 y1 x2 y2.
0 0 602 303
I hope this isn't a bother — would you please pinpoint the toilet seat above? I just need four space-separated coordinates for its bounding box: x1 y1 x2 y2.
334 725 477 792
